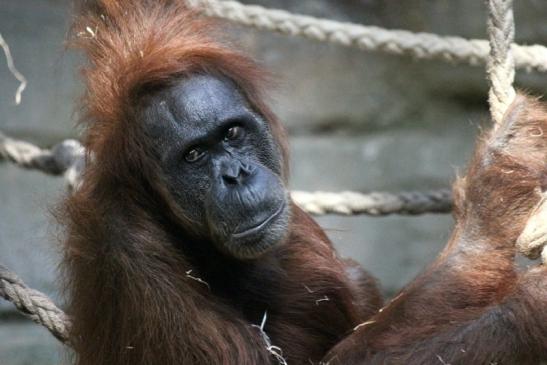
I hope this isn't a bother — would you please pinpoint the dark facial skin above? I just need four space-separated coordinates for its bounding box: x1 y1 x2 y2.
141 75 290 259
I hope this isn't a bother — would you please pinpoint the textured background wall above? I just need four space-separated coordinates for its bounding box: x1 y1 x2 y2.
1 1 546 363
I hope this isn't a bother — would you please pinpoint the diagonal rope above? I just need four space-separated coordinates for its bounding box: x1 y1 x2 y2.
0 264 69 343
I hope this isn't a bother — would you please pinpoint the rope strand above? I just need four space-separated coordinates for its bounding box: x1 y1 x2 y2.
486 0 517 125
188 0 547 72
0 264 69 343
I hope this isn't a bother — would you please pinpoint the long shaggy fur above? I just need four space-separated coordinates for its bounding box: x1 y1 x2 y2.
323 94 547 364
60 1 381 365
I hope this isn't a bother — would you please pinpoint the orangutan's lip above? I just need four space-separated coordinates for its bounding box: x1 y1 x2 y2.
232 202 285 239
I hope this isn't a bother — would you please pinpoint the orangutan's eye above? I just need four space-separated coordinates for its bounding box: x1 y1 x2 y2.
184 147 206 163
224 125 245 141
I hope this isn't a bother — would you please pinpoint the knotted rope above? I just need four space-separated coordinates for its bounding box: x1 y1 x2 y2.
0 132 84 190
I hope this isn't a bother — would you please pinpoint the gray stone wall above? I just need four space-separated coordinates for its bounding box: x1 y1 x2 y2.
1 1 546 363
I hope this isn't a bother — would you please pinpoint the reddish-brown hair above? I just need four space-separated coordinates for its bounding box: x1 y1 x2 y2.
323 94 547 364
72 0 288 182
60 2 379 365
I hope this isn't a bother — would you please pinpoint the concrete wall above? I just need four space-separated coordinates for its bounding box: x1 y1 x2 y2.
1 1 546 363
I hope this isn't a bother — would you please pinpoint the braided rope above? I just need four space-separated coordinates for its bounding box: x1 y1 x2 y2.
188 0 547 73
0 133 452 216
486 0 517 125
0 264 69 343
484 0 546 261
291 190 452 216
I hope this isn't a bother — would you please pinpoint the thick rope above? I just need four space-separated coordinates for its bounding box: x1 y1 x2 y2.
0 133 452 216
291 190 452 216
486 0 517 125
188 0 547 73
484 0 546 261
0 264 69 343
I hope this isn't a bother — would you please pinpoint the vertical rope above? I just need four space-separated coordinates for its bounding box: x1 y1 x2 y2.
486 0 517 125
486 1 547 263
